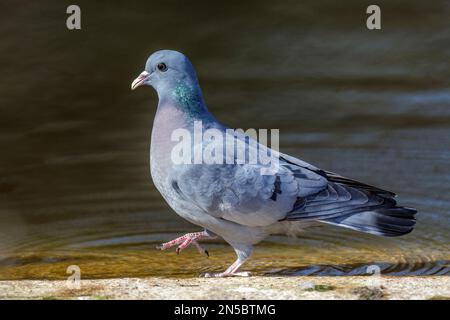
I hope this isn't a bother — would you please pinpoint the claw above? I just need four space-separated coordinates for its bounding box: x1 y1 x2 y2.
192 241 209 258
156 231 214 257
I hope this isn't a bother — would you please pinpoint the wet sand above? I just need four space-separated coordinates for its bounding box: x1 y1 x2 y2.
1 276 449 300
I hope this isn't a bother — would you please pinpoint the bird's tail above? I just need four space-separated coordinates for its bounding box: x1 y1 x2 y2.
319 205 417 237
285 176 417 237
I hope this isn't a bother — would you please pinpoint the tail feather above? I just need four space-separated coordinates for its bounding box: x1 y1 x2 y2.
285 180 417 237
320 206 417 237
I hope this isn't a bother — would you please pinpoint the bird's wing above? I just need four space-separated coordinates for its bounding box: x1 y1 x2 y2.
277 151 415 237
279 151 396 197
168 130 414 235
170 134 329 227
171 161 328 227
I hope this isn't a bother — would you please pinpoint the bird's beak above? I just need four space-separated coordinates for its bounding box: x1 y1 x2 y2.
131 71 150 90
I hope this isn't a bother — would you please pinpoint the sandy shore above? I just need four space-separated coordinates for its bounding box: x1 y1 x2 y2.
1 276 449 300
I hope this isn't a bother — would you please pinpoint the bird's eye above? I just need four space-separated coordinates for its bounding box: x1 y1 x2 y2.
157 63 168 72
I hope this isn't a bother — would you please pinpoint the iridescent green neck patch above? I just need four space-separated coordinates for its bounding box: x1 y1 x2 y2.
172 82 203 118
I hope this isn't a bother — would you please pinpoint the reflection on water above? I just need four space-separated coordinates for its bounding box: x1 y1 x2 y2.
0 0 449 279
271 260 450 277
1 235 449 280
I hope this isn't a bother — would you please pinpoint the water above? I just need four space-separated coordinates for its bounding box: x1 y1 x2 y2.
0 0 449 279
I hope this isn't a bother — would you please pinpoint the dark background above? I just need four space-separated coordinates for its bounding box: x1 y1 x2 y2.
0 0 449 279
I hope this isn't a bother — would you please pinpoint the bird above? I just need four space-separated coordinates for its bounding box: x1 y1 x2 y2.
131 49 417 277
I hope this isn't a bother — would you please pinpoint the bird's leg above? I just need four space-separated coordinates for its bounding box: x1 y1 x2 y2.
156 230 216 256
204 258 250 278
203 244 253 278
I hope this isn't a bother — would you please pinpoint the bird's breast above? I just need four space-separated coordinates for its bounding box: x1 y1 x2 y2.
150 104 188 192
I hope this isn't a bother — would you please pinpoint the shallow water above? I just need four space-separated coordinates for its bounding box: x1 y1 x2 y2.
0 0 449 279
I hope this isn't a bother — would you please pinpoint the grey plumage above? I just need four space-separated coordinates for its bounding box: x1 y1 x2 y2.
132 50 417 276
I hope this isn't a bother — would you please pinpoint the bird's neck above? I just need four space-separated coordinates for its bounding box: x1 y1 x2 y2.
157 81 215 123
150 81 223 171
151 93 218 161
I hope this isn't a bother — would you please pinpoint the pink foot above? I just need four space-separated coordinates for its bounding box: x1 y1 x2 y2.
202 271 252 278
201 259 251 278
156 231 213 256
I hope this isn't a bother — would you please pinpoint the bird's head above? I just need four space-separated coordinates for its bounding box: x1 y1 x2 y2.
131 50 199 94
132 50 211 118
